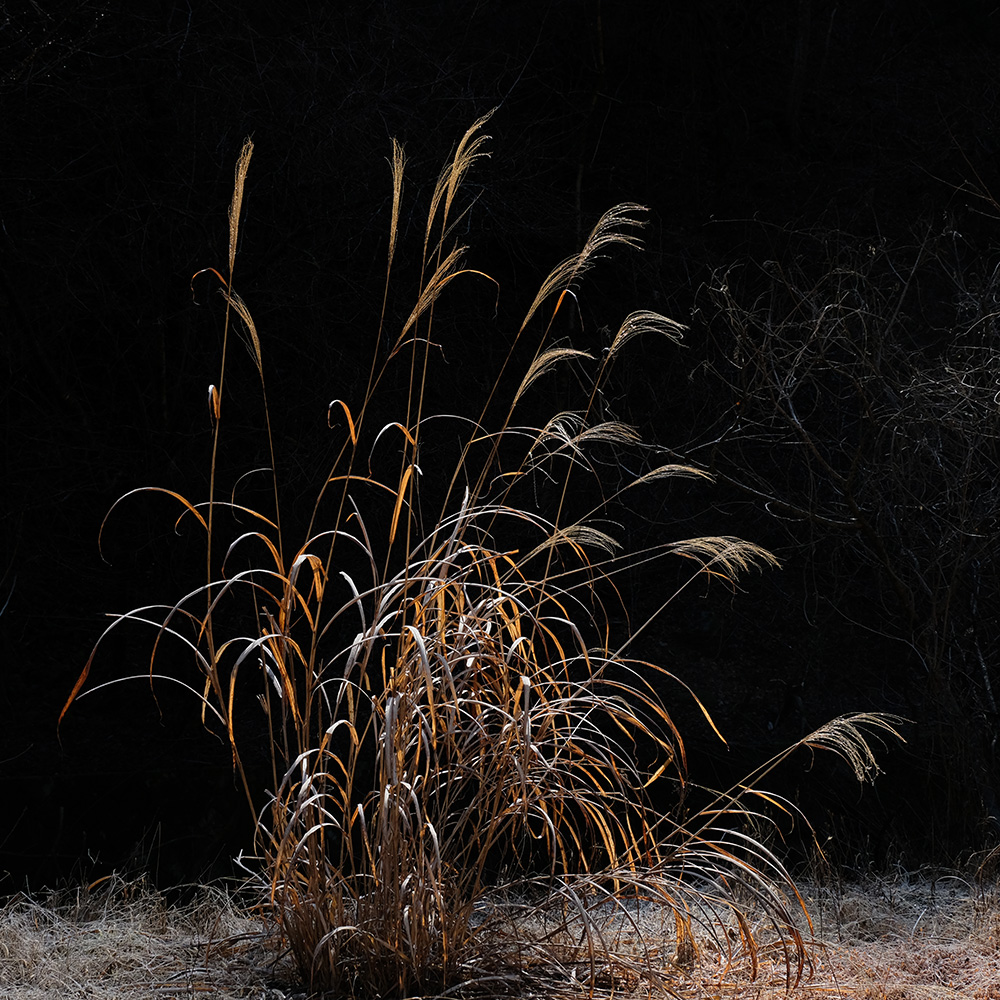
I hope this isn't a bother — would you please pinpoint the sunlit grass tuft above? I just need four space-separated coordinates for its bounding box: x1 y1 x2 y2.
60 114 903 997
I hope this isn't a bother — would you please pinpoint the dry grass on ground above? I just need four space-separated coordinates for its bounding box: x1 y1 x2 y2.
794 874 1000 1000
3 872 1000 999
0 877 292 1000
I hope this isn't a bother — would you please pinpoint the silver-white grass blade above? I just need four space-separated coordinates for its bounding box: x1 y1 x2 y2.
608 309 688 360
228 138 253 275
513 348 593 406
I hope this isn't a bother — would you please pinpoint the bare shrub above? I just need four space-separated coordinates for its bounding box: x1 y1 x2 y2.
678 223 1000 847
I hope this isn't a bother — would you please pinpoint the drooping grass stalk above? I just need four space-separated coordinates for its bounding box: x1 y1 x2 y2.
61 117 903 998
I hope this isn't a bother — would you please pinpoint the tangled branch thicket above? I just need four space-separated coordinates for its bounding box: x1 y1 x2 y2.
61 116 902 998
679 223 999 850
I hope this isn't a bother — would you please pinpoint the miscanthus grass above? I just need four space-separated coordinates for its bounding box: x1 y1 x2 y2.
60 112 902 998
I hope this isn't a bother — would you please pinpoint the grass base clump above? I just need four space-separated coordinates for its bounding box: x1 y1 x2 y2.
61 112 902 998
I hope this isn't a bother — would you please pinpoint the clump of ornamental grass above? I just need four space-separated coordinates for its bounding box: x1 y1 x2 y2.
61 113 903 998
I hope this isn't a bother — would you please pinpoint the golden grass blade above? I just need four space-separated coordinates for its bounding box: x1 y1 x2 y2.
327 399 357 445
324 474 400 501
288 552 327 604
59 646 100 729
373 420 419 451
389 465 415 546
208 503 279 532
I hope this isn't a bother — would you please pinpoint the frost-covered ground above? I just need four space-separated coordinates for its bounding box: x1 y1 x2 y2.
3 873 1000 999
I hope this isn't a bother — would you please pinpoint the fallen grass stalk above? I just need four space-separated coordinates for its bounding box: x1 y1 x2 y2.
60 115 903 997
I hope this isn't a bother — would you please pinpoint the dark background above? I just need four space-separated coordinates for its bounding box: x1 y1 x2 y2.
3 0 1000 890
